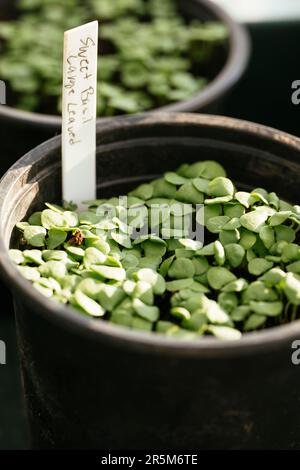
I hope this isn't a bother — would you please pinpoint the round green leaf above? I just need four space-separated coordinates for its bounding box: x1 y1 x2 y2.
248 258 273 276
23 225 46 247
207 267 237 290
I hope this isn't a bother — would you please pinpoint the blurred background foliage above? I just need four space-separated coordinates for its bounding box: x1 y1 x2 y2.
0 0 228 116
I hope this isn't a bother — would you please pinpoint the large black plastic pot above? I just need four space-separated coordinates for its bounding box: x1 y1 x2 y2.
0 0 250 171
1 113 300 450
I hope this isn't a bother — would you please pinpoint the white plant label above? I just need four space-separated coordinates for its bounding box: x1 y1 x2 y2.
62 21 98 205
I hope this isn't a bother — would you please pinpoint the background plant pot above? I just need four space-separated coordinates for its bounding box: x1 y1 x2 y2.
0 0 250 172
0 113 300 449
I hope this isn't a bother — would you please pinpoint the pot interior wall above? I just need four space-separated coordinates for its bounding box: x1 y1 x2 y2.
4 117 300 250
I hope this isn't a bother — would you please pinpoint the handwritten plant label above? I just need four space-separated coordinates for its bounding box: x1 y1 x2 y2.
62 21 98 204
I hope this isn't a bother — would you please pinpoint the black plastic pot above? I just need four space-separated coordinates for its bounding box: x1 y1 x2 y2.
0 0 250 171
2 113 300 450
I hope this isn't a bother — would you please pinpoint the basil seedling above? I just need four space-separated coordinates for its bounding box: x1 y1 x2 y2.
11 159 300 340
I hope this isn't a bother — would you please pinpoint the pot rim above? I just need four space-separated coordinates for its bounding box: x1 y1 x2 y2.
2 112 300 358
0 0 250 129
